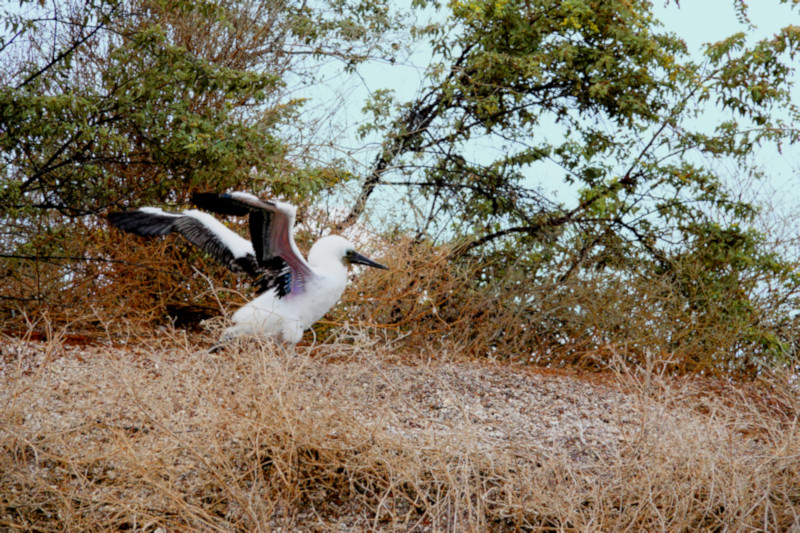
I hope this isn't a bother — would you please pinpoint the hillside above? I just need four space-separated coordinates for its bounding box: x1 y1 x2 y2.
2 335 799 531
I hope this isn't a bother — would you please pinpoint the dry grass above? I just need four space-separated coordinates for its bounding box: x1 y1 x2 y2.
336 237 800 376
0 219 253 335
1 327 799 532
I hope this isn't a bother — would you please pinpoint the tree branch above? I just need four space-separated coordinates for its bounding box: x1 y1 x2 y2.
15 2 121 90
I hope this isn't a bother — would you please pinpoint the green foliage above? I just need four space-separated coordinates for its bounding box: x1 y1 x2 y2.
1 2 288 218
2 0 798 375
657 221 797 369
341 0 800 373
0 0 399 316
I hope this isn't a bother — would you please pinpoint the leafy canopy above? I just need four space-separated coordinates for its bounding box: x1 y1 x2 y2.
342 0 800 369
1 0 799 373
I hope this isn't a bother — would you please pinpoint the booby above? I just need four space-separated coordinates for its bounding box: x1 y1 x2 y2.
108 192 388 348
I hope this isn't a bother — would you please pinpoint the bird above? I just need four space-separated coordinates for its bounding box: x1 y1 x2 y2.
108 192 388 349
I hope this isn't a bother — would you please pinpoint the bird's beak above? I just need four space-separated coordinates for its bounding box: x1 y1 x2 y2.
347 250 389 270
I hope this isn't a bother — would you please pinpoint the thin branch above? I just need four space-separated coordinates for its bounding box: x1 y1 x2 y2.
340 44 477 227
15 2 121 90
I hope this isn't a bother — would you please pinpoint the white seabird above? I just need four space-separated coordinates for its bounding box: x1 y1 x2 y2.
108 192 388 348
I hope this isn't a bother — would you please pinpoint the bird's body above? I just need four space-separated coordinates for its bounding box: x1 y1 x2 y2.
224 235 352 343
109 193 387 347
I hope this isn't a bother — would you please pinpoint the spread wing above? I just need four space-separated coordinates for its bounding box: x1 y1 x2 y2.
191 192 315 298
107 207 262 280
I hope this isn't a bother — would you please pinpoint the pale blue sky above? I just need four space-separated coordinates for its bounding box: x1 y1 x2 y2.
656 0 799 223
654 0 797 49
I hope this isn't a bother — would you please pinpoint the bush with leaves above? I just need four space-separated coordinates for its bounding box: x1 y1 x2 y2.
334 0 800 374
0 0 396 322
2 0 799 376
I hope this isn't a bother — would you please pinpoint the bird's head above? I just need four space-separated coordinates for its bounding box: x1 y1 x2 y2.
309 235 388 270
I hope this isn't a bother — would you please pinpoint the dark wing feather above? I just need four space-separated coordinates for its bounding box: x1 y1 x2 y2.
108 210 176 237
193 193 276 266
248 210 270 265
253 257 293 297
108 209 260 278
191 192 314 298
191 192 251 216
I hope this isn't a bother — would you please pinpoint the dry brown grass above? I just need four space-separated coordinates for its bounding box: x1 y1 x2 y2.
3 220 799 529
2 326 799 532
335 237 799 376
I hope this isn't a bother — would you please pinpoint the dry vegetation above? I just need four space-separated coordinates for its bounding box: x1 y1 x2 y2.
333 237 799 376
3 0 800 529
2 326 799 532
3 217 800 531
4 213 797 377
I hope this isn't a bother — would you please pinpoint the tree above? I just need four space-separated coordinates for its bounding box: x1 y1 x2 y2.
2 0 798 373
0 0 398 313
339 0 800 371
